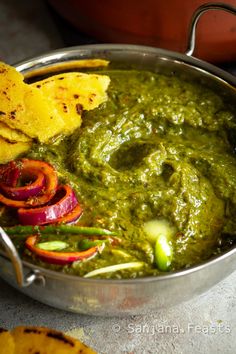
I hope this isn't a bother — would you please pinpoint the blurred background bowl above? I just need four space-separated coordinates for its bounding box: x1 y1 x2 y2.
48 0 236 63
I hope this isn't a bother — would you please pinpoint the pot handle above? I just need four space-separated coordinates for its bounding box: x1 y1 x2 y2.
0 226 45 287
186 2 236 57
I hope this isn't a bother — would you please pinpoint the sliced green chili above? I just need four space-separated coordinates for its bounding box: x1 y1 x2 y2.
154 234 173 271
36 240 69 251
79 238 109 251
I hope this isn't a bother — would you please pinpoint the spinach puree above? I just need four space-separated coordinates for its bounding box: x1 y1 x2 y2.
6 70 236 278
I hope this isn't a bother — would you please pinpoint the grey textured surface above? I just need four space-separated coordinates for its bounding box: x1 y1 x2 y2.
0 1 235 353
0 273 236 354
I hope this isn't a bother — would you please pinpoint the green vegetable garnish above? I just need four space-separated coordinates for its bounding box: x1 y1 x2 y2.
4 225 117 237
154 234 173 271
79 238 109 251
36 240 69 251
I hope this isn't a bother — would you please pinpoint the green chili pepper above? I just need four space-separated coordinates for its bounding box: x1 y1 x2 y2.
154 234 173 271
79 238 109 251
4 225 117 237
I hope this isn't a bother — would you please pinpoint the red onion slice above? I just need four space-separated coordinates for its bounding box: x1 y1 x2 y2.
25 235 101 265
0 160 21 186
20 159 58 206
18 184 78 225
0 168 45 201
55 203 83 224
0 159 58 208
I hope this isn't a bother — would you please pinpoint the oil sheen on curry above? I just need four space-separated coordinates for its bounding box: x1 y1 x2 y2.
1 66 236 279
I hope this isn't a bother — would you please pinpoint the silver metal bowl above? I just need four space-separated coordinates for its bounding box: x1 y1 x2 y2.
0 3 236 316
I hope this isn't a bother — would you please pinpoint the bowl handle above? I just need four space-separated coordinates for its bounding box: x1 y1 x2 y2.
186 2 236 57
0 226 45 287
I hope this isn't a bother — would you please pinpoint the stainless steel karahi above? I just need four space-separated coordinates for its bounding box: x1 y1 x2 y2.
0 3 236 316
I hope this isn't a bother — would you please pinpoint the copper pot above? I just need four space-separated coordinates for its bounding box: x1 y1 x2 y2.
48 0 236 63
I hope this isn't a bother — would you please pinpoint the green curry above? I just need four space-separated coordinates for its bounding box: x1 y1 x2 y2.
3 69 236 278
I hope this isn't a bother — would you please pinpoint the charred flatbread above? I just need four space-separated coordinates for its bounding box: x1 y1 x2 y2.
0 326 96 354
31 72 110 135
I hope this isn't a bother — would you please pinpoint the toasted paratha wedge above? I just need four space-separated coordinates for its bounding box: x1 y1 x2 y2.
0 61 110 143
0 137 31 164
0 329 15 354
32 72 110 134
24 59 109 79
0 122 31 143
11 326 96 354
0 62 65 142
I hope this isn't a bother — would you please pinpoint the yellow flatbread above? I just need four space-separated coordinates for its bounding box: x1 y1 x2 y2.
0 137 31 164
0 122 31 143
0 329 15 354
0 62 65 142
0 61 110 144
0 326 97 354
24 59 109 79
32 72 110 134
